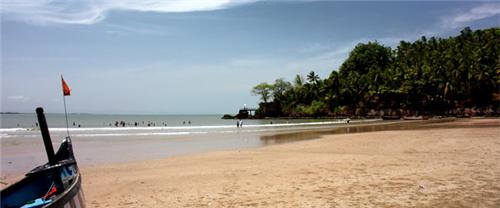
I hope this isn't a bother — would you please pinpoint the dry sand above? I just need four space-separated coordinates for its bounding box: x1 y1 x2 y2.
79 119 499 207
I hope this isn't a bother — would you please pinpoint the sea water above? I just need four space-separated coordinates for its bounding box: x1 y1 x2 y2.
1 113 380 177
0 113 361 138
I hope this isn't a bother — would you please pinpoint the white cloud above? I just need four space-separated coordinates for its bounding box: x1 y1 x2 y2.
1 0 259 25
443 3 500 28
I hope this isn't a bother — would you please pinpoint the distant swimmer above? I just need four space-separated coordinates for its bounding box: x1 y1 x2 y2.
188 121 191 125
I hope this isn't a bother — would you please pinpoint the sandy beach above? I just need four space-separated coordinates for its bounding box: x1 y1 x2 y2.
80 118 500 207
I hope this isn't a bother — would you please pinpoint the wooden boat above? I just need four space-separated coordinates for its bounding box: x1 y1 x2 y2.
1 108 85 208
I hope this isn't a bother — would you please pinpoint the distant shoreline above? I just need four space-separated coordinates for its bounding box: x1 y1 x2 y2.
222 114 499 120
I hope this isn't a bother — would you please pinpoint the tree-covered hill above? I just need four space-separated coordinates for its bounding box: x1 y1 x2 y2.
251 27 500 118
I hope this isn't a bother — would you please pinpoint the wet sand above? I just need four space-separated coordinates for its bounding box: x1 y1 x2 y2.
81 118 500 207
0 119 422 179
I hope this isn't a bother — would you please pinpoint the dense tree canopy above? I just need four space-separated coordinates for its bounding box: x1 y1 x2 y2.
252 27 500 118
251 82 273 104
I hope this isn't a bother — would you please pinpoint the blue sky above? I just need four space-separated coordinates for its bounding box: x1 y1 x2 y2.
1 0 499 114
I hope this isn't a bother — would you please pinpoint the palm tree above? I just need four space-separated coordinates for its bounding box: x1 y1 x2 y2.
250 27 499 117
293 74 304 87
307 71 320 85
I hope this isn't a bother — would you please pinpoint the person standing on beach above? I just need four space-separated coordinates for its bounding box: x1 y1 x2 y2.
239 120 243 128
237 120 240 128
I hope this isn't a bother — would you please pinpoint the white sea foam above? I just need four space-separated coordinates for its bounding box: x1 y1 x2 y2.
75 131 197 137
0 128 28 132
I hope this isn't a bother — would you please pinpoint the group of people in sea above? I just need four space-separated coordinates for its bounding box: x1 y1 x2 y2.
20 120 198 128
20 118 349 129
27 122 82 128
107 120 193 127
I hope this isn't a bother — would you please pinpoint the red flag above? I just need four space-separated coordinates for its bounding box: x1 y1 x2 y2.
61 76 71 96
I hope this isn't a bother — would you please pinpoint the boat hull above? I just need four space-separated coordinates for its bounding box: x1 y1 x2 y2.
0 139 85 208
46 172 85 208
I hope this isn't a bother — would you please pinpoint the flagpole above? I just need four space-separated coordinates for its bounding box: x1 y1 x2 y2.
63 94 70 137
61 75 70 138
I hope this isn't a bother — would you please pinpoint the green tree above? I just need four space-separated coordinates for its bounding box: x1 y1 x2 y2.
337 41 392 114
272 78 292 102
251 27 499 117
251 82 273 104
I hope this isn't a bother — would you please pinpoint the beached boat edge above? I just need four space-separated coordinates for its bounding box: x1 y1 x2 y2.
0 108 85 208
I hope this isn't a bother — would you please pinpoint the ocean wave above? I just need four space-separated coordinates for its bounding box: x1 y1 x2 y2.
0 128 31 132
0 120 356 132
0 119 380 137
75 131 200 137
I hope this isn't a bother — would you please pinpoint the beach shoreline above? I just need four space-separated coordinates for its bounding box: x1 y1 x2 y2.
0 118 468 180
2 118 499 207
0 118 396 180
76 118 499 207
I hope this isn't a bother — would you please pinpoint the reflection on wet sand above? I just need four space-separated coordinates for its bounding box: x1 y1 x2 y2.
260 118 498 145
